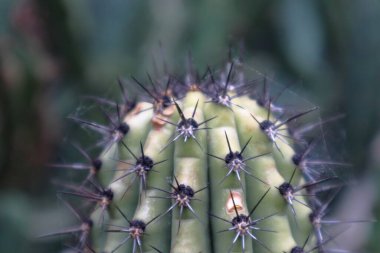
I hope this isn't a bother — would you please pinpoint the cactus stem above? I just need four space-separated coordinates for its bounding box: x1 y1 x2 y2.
47 57 357 253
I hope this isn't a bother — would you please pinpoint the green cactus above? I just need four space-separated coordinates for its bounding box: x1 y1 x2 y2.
46 57 353 253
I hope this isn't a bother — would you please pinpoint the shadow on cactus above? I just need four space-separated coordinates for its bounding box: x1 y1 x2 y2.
41 55 371 253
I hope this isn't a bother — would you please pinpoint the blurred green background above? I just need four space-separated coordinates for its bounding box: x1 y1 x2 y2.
0 0 380 252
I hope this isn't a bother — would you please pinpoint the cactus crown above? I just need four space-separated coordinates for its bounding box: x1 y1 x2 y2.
44 55 360 253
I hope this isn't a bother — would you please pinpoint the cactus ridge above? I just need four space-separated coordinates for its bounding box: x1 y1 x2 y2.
47 57 360 253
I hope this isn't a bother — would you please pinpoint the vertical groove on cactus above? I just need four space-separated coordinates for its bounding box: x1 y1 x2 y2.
43 56 362 253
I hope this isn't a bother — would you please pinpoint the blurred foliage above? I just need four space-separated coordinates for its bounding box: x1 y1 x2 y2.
0 0 379 252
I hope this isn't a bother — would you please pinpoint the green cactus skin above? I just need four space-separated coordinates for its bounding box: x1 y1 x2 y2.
49 59 351 253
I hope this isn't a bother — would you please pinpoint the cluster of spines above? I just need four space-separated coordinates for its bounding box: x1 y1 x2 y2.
42 56 366 253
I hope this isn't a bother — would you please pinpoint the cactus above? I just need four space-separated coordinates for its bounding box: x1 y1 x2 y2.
45 56 359 253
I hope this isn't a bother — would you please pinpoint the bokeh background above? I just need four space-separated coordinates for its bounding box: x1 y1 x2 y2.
0 0 380 252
